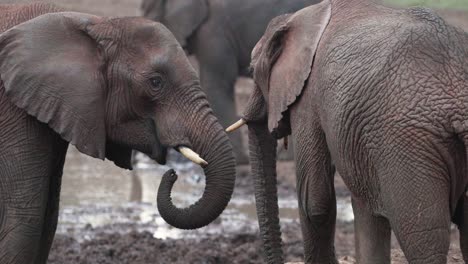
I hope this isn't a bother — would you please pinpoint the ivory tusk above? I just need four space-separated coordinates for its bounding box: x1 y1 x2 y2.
226 119 247 133
178 146 208 166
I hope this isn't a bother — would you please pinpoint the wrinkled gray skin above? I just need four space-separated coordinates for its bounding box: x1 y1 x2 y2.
141 0 320 164
0 3 235 263
245 0 468 263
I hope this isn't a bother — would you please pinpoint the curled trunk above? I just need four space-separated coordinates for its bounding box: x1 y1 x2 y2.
248 120 283 263
157 108 236 230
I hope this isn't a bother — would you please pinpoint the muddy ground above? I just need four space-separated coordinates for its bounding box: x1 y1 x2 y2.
46 164 465 264
1 0 468 263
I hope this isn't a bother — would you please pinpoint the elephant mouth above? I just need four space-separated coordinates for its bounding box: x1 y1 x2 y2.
152 142 208 168
151 139 168 165
149 124 207 167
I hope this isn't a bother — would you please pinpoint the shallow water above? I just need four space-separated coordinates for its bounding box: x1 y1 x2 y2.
58 147 353 241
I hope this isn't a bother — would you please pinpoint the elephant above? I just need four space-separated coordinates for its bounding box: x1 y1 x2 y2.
0 2 235 263
228 0 468 263
141 0 321 164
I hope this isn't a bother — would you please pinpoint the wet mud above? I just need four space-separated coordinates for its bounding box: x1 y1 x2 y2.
48 230 464 264
48 226 304 264
47 149 464 264
48 149 353 264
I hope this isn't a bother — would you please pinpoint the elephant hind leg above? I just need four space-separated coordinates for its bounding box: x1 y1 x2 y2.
456 194 468 262
455 134 468 262
292 120 337 263
195 39 249 165
381 164 451 264
352 197 391 264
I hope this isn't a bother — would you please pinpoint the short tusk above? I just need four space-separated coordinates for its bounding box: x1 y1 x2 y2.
178 146 208 166
226 119 247 133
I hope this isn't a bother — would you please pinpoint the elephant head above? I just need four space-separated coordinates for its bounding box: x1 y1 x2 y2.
140 0 209 48
0 12 235 229
227 1 331 262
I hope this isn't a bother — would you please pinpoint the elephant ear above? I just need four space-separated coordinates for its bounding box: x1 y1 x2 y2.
163 0 209 47
251 0 331 134
0 12 107 159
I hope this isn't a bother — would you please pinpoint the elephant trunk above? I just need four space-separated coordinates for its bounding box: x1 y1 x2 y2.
157 103 236 230
248 120 284 263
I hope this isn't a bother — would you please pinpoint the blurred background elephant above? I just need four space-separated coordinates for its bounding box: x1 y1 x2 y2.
141 0 321 164
0 2 235 263
235 0 468 263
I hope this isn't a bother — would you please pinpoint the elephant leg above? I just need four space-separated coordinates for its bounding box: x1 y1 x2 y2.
457 136 468 262
352 197 390 264
457 192 468 262
37 145 68 263
195 35 248 164
382 163 450 264
0 122 68 264
202 69 247 164
201 66 249 164
0 159 51 264
292 120 337 264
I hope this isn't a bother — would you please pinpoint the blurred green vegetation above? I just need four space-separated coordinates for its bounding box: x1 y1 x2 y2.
383 0 468 10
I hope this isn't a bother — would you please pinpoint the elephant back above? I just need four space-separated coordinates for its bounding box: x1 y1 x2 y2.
0 3 63 34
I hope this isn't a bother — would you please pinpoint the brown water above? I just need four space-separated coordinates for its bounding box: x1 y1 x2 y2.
57 147 354 241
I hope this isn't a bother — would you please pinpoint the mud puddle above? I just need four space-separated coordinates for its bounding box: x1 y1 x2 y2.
50 147 357 263
52 148 465 263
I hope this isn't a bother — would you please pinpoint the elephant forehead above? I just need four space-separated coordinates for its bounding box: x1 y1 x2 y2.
111 17 178 46
115 20 185 62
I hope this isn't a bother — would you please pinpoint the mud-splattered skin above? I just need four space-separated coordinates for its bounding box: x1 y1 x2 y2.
244 0 468 263
0 3 235 264
142 0 321 164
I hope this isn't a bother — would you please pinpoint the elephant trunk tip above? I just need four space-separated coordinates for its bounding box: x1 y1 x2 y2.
157 169 189 228
163 169 177 183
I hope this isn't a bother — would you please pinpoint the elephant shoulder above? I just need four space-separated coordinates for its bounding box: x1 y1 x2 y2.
0 3 64 34
401 7 463 57
403 7 457 40
406 7 447 27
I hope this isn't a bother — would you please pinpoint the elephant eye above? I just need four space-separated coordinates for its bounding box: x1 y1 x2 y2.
150 76 164 89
